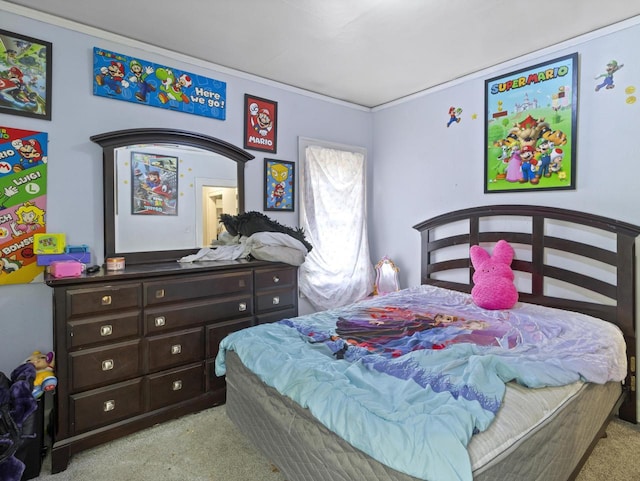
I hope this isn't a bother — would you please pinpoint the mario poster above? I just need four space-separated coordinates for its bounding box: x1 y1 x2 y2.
0 29 52 120
0 126 48 285
93 47 226 121
244 94 278 153
484 53 577 193
130 152 178 216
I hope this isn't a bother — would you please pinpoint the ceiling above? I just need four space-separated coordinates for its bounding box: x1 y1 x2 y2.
4 0 640 107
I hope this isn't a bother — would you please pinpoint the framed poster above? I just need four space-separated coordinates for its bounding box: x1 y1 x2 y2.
93 47 226 120
244 94 277 153
484 53 577 193
131 152 178 215
264 158 294 211
0 29 52 120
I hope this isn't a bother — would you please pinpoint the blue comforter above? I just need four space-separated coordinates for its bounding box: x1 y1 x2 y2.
215 285 626 481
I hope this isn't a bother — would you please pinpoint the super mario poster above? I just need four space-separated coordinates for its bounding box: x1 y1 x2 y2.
93 47 226 121
0 29 52 120
131 152 178 215
0 126 48 285
264 158 294 211
244 94 278 153
484 53 577 193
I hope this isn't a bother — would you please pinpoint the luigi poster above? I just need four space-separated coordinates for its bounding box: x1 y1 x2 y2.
0 126 48 285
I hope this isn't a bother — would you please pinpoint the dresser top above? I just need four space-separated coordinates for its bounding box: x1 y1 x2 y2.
45 258 289 287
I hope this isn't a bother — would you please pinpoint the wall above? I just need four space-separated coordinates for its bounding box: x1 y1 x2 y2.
0 8 372 371
369 17 640 419
369 18 640 290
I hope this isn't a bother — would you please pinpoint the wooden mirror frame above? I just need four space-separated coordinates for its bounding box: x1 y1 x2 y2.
91 128 254 265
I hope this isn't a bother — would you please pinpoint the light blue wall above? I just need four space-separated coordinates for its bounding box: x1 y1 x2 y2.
0 9 372 371
369 18 640 290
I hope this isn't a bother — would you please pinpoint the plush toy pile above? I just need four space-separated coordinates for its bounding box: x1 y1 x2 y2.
470 239 519 310
219 211 312 252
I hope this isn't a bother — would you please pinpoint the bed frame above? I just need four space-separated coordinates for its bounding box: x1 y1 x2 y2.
413 204 640 424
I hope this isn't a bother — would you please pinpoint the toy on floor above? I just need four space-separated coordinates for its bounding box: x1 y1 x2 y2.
24 351 57 398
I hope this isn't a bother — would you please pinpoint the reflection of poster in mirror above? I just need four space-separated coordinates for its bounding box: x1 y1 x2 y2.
131 152 178 215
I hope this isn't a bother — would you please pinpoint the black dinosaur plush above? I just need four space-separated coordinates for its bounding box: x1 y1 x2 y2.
219 211 312 252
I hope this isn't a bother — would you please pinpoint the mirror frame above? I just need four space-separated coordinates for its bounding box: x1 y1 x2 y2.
91 128 254 265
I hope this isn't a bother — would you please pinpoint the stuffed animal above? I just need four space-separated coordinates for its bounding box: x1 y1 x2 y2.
469 240 519 310
24 351 57 398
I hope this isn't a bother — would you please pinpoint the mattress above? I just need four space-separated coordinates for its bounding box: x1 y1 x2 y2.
225 350 621 481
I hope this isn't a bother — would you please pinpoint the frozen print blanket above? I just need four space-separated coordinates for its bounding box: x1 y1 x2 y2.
215 285 626 481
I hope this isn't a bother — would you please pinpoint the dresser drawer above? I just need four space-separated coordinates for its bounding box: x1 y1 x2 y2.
68 312 141 348
255 307 298 325
147 363 204 411
144 271 253 306
256 288 296 313
70 340 142 392
70 378 143 434
255 266 296 291
146 327 204 373
145 295 253 334
206 317 253 358
66 284 141 317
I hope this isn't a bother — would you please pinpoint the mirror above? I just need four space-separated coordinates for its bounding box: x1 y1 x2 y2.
92 128 254 265
373 256 400 295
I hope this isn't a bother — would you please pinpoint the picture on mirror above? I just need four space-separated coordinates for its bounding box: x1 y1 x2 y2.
244 94 277 153
0 29 52 120
264 158 294 211
131 151 178 215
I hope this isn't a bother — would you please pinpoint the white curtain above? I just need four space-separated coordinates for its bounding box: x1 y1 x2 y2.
299 145 374 311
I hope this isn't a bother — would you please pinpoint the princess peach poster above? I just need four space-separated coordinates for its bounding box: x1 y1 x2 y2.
0 126 47 285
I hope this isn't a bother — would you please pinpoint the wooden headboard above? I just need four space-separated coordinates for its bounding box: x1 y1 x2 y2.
413 205 640 423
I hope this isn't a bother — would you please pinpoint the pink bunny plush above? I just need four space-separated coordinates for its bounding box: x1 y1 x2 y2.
470 240 519 310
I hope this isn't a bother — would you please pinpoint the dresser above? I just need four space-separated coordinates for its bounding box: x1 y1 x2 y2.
46 259 297 473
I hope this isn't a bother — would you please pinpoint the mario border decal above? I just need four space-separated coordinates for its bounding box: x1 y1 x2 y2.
93 47 226 121
484 53 577 193
244 94 278 153
0 29 52 121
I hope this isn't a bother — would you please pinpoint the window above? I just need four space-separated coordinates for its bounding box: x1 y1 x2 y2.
298 138 374 311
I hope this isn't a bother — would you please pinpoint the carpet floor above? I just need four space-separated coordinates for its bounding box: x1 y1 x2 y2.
32 407 640 481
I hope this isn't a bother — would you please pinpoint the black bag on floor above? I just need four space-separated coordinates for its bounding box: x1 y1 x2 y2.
0 364 37 481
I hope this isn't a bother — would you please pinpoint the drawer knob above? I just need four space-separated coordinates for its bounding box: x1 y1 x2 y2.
155 289 165 299
172 380 183 391
238 302 247 312
171 344 182 355
155 316 166 327
102 359 114 371
273 275 280 283
272 296 280 305
103 400 116 412
101 295 112 306
100 325 113 336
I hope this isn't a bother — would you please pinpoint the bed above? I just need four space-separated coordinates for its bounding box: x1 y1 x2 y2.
215 205 640 481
